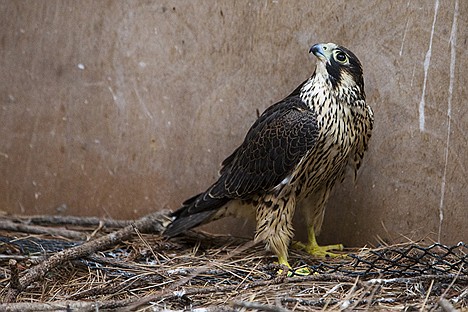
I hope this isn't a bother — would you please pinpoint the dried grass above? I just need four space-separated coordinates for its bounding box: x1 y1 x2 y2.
0 219 466 311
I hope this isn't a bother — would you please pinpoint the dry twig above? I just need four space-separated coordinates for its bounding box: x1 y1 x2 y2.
0 220 86 240
232 300 290 312
0 216 466 311
14 215 132 228
438 298 458 312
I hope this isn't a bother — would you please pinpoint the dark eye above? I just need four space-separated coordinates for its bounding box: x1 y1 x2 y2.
335 51 348 63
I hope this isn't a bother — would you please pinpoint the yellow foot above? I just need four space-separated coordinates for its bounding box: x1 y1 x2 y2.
293 241 347 258
293 266 312 276
276 264 311 276
276 255 312 276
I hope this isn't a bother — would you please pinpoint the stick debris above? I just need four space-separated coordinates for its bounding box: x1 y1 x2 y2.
0 213 466 311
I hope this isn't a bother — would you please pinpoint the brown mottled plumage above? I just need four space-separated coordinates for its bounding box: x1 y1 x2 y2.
164 43 374 272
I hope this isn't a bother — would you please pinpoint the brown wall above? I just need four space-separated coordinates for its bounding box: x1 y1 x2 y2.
1 1 466 246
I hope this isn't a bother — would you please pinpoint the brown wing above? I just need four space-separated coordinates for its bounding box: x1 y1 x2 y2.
164 96 318 237
215 97 318 197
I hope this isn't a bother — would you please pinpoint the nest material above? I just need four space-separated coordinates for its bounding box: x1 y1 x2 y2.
0 213 466 311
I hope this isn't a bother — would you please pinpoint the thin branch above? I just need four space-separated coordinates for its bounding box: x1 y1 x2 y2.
0 299 134 312
367 274 468 285
13 215 132 228
232 300 290 312
0 220 86 240
8 260 20 290
438 298 458 312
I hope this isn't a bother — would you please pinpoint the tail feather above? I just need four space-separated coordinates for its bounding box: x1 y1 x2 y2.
163 191 229 237
164 210 218 237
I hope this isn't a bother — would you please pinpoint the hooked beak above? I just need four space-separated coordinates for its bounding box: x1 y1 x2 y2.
310 43 330 63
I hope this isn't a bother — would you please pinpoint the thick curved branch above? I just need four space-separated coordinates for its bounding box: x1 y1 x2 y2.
3 210 169 303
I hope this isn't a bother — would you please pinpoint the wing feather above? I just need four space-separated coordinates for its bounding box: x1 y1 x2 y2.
165 95 318 237
214 96 318 198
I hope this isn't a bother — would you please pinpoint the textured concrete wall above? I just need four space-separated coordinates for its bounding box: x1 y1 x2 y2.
1 1 466 246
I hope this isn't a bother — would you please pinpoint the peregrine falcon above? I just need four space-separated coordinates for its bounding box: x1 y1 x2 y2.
164 43 374 272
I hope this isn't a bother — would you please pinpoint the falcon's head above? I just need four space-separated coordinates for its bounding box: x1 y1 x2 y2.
310 43 364 93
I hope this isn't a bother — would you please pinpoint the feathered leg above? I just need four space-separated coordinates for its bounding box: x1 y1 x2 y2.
294 187 345 258
255 194 310 275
